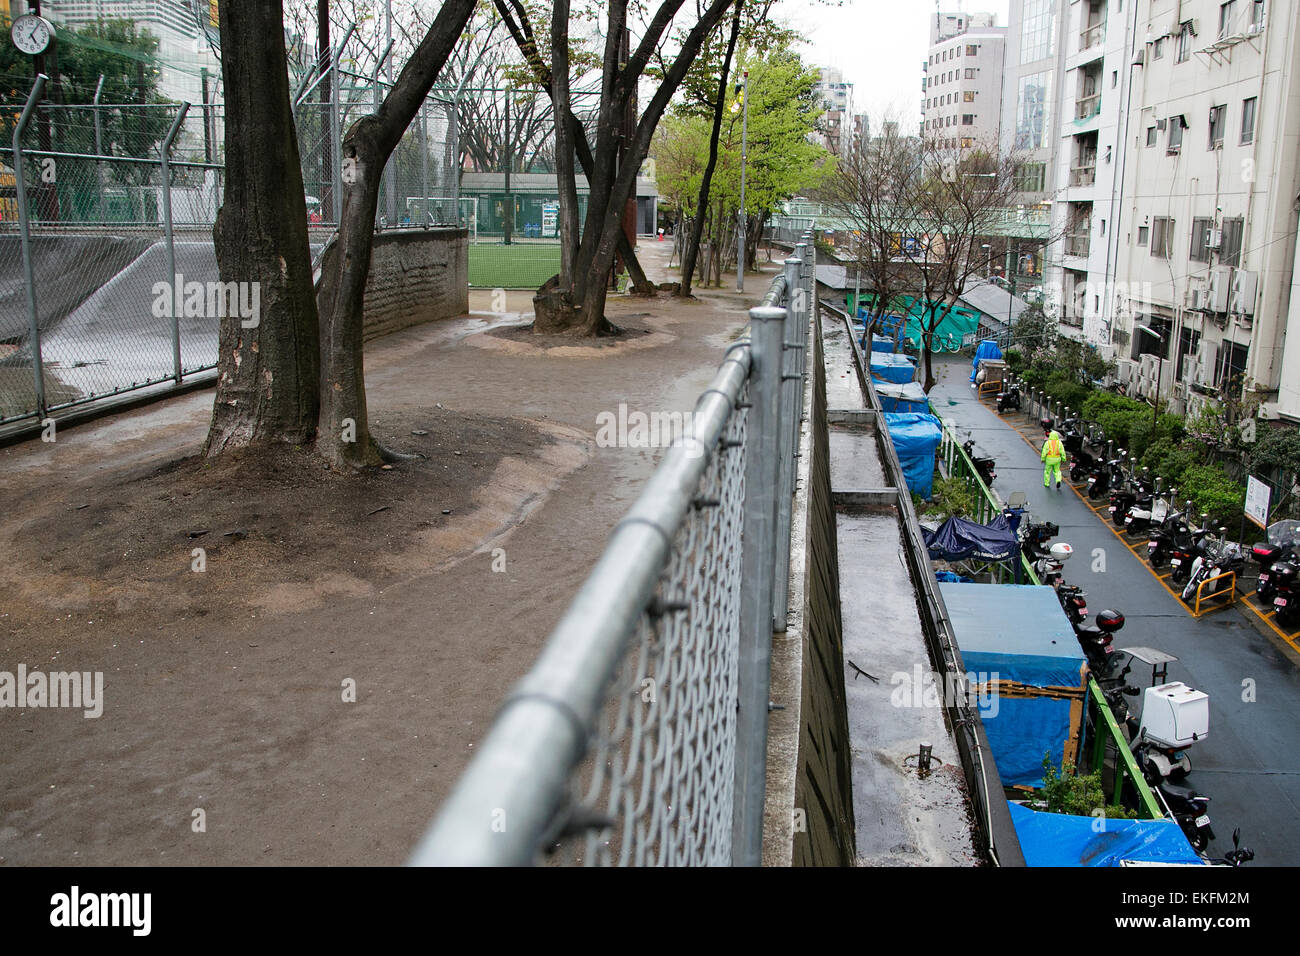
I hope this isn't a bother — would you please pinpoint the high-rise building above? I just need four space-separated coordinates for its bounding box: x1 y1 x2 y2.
814 67 855 160
920 12 1007 153
1109 0 1300 423
1001 0 1069 203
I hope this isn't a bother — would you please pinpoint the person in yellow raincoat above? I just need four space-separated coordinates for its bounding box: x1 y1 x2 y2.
1042 430 1066 489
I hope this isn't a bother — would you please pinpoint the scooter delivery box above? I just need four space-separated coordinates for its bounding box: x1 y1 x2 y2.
1139 682 1209 749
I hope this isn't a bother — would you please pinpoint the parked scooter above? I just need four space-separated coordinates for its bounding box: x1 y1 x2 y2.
1153 779 1215 852
1110 473 1153 529
1180 533 1245 604
1021 520 1061 564
1128 680 1209 780
1250 519 1300 605
1057 583 1088 627
962 438 997 486
996 382 1022 413
1267 555 1300 627
1034 542 1074 588
1210 829 1255 867
1075 608 1125 677
1124 490 1169 536
1085 456 1124 500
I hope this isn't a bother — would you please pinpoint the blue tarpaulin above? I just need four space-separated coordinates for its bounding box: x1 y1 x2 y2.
871 352 917 385
870 334 899 353
876 381 928 413
924 515 1022 562
883 412 942 498
938 583 1087 787
971 340 1004 382
1009 803 1205 867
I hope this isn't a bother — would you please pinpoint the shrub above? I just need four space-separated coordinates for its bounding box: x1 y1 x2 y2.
923 476 977 519
1142 437 1202 486
1004 348 1024 372
1034 755 1137 819
1179 464 1246 526
1043 372 1091 415
1156 413 1186 443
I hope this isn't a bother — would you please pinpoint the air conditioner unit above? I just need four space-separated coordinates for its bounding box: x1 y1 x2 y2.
1209 267 1233 312
1116 358 1135 383
1205 227 1222 249
1157 118 1167 130
1232 270 1258 315
1196 342 1219 387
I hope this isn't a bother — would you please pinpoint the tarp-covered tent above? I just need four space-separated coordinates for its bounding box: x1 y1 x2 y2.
854 295 980 353
924 515 1022 562
870 352 917 385
875 381 928 413
971 339 1004 383
938 582 1087 787
1009 803 1205 867
883 412 942 498
869 334 899 353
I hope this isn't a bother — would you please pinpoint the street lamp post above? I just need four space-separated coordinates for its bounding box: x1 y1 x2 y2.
1136 323 1165 431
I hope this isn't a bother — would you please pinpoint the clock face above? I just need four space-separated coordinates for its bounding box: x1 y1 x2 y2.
11 14 54 56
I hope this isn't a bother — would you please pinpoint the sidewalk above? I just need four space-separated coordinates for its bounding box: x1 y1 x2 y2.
0 240 766 865
930 354 1300 864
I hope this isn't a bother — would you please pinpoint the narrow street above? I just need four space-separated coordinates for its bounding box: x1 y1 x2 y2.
930 355 1300 864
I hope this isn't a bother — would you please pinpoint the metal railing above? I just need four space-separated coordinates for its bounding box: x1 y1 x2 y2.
411 237 817 866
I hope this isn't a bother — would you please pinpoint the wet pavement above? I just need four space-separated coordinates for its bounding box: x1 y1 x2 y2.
930 354 1300 864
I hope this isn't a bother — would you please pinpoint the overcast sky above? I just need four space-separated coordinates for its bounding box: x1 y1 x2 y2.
795 0 1010 126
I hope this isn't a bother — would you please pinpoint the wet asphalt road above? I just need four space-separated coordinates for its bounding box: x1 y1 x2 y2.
930 355 1300 865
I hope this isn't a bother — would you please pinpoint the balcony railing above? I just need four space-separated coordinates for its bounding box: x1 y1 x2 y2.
1075 93 1101 120
1065 233 1091 257
1081 21 1107 50
1069 163 1096 187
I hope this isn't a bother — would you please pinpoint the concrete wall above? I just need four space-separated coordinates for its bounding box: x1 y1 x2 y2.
318 228 469 340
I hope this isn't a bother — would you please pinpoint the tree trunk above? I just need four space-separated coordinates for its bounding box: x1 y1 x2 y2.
314 0 477 468
679 0 743 298
205 0 320 457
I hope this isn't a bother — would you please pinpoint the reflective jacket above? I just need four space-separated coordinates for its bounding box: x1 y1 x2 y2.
1042 433 1066 464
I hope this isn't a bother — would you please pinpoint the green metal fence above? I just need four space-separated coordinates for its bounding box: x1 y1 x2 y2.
467 240 560 290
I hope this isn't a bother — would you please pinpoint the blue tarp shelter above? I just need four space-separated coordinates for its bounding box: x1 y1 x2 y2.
1008 803 1205 867
869 334 899 353
875 381 928 413
971 340 1004 383
883 412 942 498
938 583 1087 787
924 515 1022 562
870 352 917 385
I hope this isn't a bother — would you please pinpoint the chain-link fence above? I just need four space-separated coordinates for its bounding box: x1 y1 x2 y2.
411 240 816 866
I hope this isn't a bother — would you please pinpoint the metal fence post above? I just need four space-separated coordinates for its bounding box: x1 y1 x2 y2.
14 75 47 417
771 256 804 632
733 304 786 866
159 102 190 384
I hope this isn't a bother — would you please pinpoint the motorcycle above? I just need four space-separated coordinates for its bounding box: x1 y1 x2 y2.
1129 679 1209 780
1057 584 1088 627
1034 541 1074 588
1124 490 1169 536
996 382 1022 413
962 438 997 486
1268 555 1300 627
1210 828 1255 867
1021 520 1061 564
1086 456 1123 500
1250 519 1300 606
1108 472 1150 528
1075 608 1126 677
1153 779 1215 852
1180 534 1245 605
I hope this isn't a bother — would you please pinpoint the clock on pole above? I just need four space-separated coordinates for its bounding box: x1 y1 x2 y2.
10 14 56 56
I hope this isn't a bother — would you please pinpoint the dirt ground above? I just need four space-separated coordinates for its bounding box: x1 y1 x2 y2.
0 240 772 865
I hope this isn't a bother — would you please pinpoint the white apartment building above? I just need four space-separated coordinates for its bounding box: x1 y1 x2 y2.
1110 0 1300 422
815 67 855 160
921 13 1007 152
1001 0 1071 203
1045 0 1142 345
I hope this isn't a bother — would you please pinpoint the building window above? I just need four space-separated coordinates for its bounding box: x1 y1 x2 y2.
961 137 974 148
967 44 978 56
962 114 975 126
1151 218 1174 258
965 68 976 79
1221 216 1244 266
963 91 976 102
1219 1 1237 38
1137 226 1150 246
1209 105 1226 148
1190 217 1214 261
1177 21 1194 62
1168 116 1185 151
1146 126 1157 146
1241 96 1257 143
1020 0 1057 64
1251 0 1266 33
1015 72 1053 150
1153 36 1165 59
1015 162 1047 192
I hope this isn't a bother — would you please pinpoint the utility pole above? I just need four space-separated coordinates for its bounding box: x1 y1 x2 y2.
502 88 512 245
736 69 748 292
